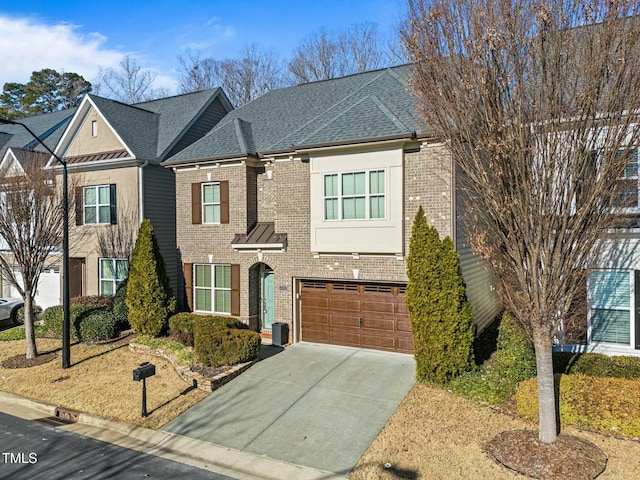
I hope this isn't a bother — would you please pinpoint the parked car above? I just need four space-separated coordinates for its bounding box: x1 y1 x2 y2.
0 298 24 325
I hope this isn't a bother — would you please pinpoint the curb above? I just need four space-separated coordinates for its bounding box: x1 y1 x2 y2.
0 390 347 480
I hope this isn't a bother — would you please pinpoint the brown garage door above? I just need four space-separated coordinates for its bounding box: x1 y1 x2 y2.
300 281 413 354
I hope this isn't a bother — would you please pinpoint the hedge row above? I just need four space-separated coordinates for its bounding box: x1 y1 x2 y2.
517 374 640 437
496 313 640 382
41 295 123 342
193 315 260 368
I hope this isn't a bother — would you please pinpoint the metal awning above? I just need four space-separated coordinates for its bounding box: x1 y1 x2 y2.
232 222 287 250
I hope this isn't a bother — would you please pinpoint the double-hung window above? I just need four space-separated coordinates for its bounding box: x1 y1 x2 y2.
613 148 639 211
84 185 115 224
202 183 221 224
99 258 128 295
588 270 632 345
194 264 231 314
323 169 385 220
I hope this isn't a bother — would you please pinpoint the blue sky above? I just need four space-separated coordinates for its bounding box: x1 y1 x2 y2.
0 0 407 93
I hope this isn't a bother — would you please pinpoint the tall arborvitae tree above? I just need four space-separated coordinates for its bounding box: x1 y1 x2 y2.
406 206 474 383
125 219 175 336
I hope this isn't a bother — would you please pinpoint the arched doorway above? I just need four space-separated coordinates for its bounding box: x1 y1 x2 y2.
249 263 274 331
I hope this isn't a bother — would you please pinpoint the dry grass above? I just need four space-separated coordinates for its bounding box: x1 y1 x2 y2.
350 383 640 480
0 337 208 429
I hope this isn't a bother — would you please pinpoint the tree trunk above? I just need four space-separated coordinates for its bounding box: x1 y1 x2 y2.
532 329 557 443
23 291 37 360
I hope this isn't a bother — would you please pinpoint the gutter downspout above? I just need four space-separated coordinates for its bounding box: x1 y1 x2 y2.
138 160 149 222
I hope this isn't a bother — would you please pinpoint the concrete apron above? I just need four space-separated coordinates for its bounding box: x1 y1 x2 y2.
162 342 416 476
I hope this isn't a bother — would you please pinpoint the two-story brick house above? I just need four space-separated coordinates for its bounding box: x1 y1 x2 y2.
164 65 500 353
46 89 232 298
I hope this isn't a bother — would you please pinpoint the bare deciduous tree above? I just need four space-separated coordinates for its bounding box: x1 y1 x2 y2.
177 50 217 93
0 151 72 359
94 56 168 104
178 45 284 107
288 22 386 84
96 201 139 260
404 0 640 445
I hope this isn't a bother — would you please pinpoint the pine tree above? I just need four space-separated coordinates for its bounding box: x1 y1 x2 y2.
125 219 176 336
406 206 474 383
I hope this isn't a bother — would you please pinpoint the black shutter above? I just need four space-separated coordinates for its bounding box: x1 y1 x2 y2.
110 184 117 225
75 187 83 226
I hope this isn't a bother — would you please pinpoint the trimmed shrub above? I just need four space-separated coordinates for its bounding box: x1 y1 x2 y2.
17 305 43 324
517 374 640 437
70 295 114 309
406 206 475 384
78 311 118 341
112 278 129 330
194 316 260 368
497 312 537 382
126 219 176 337
554 352 640 379
169 312 197 346
42 297 119 341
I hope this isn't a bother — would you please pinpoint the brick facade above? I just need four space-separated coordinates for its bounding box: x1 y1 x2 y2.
174 139 454 338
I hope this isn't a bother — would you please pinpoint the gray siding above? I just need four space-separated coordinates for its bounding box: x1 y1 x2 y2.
143 164 178 296
455 193 502 333
165 97 230 159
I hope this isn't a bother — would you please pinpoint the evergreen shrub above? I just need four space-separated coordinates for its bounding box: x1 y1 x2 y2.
554 352 640 379
126 219 176 336
194 316 260 368
517 374 640 437
77 310 118 341
406 206 475 384
112 278 129 330
497 312 537 382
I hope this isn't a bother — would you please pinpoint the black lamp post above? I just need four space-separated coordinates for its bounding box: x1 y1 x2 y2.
0 118 71 369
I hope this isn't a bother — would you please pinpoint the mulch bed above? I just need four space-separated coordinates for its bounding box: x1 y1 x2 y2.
486 430 607 479
2 351 58 369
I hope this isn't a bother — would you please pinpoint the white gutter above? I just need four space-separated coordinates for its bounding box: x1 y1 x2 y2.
138 160 149 221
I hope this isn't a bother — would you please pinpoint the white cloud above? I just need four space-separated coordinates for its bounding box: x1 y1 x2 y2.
0 15 125 87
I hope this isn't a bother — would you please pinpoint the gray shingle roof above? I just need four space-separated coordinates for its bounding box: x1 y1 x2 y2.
164 65 424 165
0 108 76 156
82 88 226 161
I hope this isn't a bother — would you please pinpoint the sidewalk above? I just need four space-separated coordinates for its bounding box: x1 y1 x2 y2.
0 390 346 480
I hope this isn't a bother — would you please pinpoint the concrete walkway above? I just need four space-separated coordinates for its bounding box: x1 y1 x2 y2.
162 343 416 476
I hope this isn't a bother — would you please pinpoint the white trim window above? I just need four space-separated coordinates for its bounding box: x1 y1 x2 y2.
202 183 221 224
588 270 633 346
84 185 113 224
323 169 385 220
614 148 639 212
194 264 231 314
99 258 128 295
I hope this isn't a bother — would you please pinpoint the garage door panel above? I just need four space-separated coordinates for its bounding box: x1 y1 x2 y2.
302 311 330 326
397 317 412 333
329 329 361 347
301 296 330 309
302 327 330 343
362 334 396 351
329 298 361 311
361 299 395 314
330 314 360 328
362 318 395 331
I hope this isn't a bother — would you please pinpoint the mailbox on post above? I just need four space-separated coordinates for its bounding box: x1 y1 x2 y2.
133 362 155 381
133 362 155 417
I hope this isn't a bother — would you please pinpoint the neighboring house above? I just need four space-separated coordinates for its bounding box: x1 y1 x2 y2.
557 148 640 357
45 89 233 298
0 109 76 308
164 65 501 353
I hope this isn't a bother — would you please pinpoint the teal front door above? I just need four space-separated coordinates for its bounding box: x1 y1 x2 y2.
262 268 275 329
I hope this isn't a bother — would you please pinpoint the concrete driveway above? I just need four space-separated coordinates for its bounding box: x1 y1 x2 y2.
162 342 415 476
